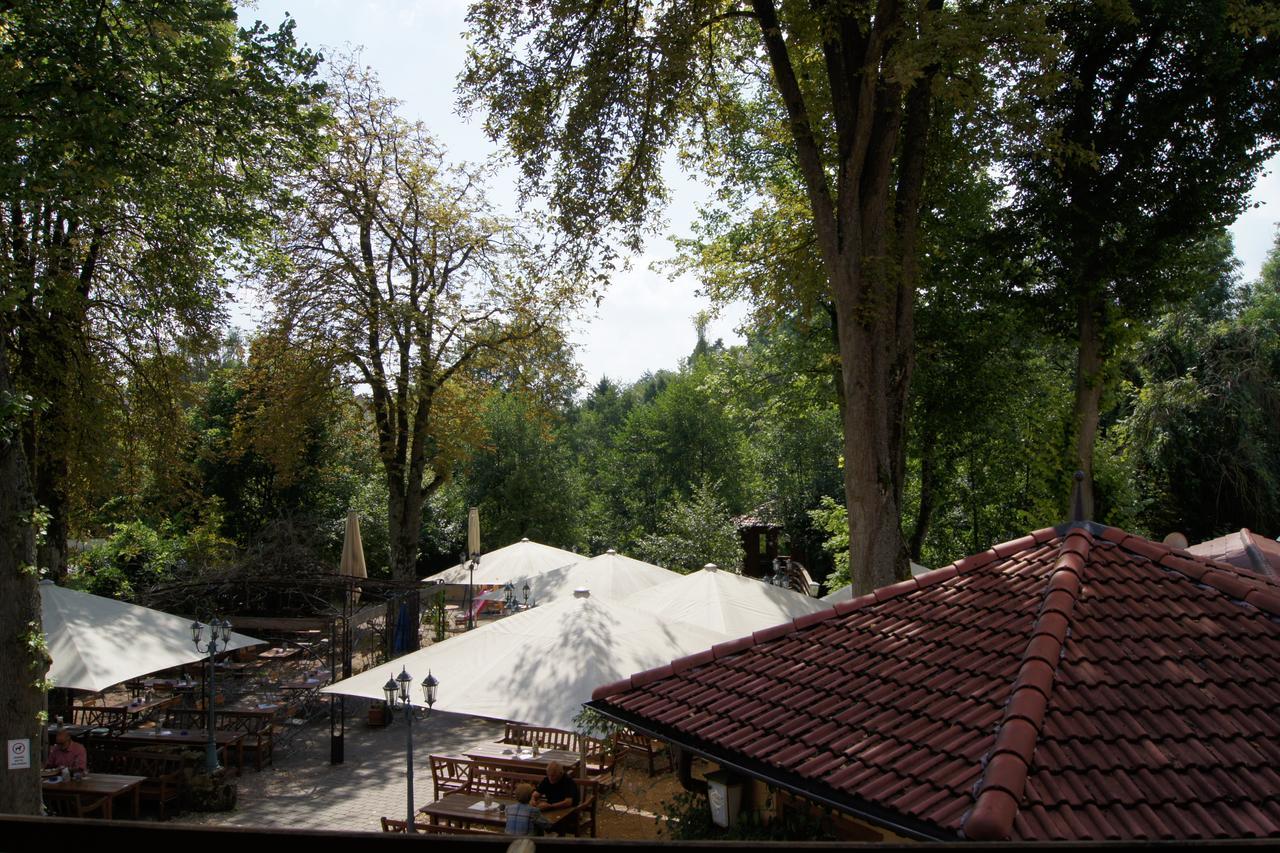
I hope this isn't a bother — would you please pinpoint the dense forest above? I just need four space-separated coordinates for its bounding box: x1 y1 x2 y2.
48 230 1280 600
2 0 1279 814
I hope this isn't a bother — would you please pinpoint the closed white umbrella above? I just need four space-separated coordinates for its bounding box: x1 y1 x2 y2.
339 510 368 603
40 580 263 693
624 563 830 637
524 549 678 604
323 589 728 731
423 538 578 586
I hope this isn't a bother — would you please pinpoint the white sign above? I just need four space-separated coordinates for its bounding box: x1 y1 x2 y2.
7 739 31 770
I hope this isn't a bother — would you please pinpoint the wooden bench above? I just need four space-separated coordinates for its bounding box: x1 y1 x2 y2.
462 764 599 838
88 750 185 820
501 723 578 751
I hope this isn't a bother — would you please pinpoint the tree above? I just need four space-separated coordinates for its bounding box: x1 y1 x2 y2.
461 0 1041 592
1005 0 1280 517
463 391 584 548
265 60 581 583
636 478 746 573
1118 229 1280 539
0 1 323 814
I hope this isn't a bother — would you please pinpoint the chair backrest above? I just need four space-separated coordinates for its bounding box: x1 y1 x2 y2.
504 724 578 752
465 763 541 797
379 816 408 833
429 754 471 796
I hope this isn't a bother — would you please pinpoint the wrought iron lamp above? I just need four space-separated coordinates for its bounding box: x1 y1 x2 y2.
384 667 439 831
190 618 232 773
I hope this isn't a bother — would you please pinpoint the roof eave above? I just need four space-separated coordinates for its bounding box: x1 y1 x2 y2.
587 700 956 843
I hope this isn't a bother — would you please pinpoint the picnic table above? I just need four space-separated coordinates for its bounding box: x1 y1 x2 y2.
464 743 581 775
41 772 144 819
419 791 572 831
89 727 247 771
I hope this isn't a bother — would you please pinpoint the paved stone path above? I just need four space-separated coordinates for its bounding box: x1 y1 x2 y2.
177 698 503 833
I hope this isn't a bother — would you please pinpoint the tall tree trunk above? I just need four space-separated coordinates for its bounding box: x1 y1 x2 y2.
385 477 423 654
1071 290 1105 519
832 260 911 593
0 353 46 816
910 430 938 562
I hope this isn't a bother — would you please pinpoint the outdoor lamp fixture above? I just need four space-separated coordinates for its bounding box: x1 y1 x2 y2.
384 667 439 832
191 617 233 774
503 582 515 610
522 581 531 608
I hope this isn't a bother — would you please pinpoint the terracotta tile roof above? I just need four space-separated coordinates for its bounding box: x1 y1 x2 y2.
1188 528 1280 580
590 522 1280 842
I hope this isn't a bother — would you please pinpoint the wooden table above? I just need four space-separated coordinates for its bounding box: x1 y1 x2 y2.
45 723 92 743
464 743 581 775
41 772 144 819
419 792 571 830
257 646 302 661
72 695 179 730
92 728 247 770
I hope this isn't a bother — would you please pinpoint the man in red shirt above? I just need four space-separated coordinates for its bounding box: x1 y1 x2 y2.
45 729 87 775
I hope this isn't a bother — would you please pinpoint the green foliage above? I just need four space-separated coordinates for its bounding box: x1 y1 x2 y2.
1114 252 1280 539
68 516 233 601
463 392 584 549
809 497 850 591
635 479 746 573
658 790 832 841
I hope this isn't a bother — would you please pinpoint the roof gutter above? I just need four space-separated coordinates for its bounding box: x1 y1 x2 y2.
586 700 953 843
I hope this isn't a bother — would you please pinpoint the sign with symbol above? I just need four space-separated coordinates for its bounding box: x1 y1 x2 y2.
7 739 31 770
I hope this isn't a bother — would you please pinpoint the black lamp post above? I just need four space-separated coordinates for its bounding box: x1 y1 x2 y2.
522 581 531 608
384 667 439 831
191 617 232 774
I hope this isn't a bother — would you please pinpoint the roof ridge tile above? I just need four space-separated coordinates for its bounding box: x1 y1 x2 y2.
963 526 1094 842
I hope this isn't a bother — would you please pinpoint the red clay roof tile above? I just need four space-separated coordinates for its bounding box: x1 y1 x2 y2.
593 523 1280 841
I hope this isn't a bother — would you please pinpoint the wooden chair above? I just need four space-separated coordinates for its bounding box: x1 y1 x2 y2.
429 754 471 796
580 734 616 785
216 711 274 770
43 791 111 819
614 728 673 776
380 817 496 835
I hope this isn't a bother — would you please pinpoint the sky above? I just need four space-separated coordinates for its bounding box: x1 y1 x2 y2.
235 0 1279 387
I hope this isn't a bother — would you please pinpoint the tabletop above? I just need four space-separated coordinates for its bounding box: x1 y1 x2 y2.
419 792 571 828
42 772 144 819
464 743 581 773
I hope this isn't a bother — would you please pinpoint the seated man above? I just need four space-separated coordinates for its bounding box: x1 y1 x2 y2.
532 761 579 810
504 783 550 836
532 760 580 833
45 729 87 777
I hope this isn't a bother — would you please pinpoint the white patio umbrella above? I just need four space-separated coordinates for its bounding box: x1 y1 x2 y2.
323 589 728 730
423 538 578 586
40 580 264 693
820 562 930 602
339 510 368 604
523 549 678 604
624 563 830 637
